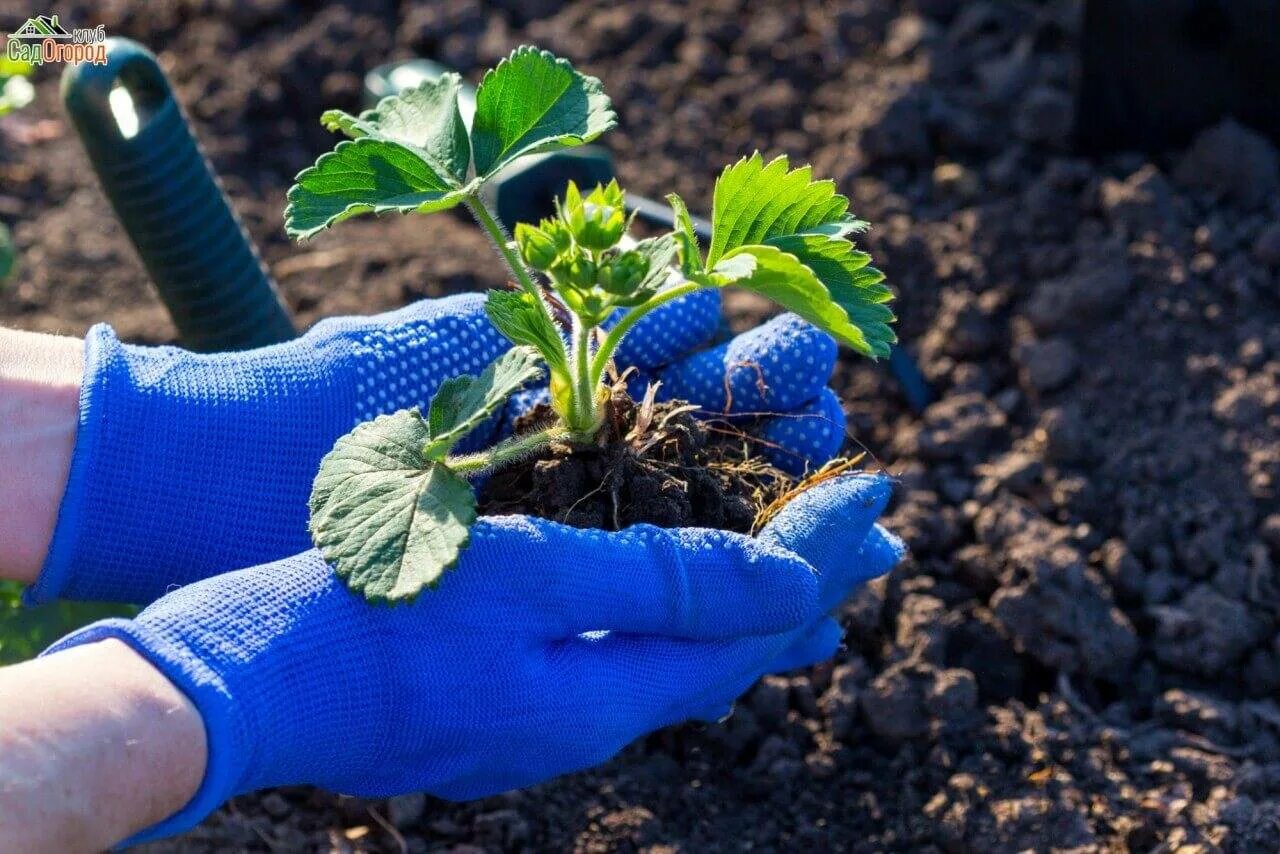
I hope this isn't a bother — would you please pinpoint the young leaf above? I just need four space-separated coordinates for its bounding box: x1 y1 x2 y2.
766 234 895 358
630 234 678 293
424 346 543 458
704 153 894 358
485 290 569 376
471 46 616 178
320 75 471 184
707 154 861 266
310 410 476 602
709 245 875 355
665 193 703 276
287 75 475 240
286 141 480 240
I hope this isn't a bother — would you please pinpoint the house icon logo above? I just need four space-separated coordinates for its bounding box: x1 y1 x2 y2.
6 14 106 65
11 15 72 39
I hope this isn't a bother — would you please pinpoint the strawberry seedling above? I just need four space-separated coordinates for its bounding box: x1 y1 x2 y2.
286 46 896 601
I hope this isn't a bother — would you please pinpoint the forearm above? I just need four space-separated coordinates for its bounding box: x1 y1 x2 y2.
0 328 81 585
0 638 206 852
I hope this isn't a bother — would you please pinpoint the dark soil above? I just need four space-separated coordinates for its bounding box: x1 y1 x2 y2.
3 0 1280 851
479 391 775 533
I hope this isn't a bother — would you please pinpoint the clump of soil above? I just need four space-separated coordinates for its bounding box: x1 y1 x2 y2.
479 388 791 533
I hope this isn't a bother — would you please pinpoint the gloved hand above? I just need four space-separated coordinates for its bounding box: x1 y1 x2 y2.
32 289 847 606
44 474 898 846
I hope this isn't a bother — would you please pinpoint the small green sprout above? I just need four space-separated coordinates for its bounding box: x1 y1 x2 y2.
287 46 896 602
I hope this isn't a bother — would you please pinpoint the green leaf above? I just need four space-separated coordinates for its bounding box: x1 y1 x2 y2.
0 57 33 79
320 75 471 184
707 153 859 267
310 410 477 602
287 75 475 239
767 235 896 358
710 245 875 355
630 233 678 293
471 46 616 178
424 347 543 458
704 152 895 358
285 139 479 240
485 290 568 376
665 193 702 276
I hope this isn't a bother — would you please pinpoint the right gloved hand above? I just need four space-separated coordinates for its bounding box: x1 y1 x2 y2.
44 474 899 847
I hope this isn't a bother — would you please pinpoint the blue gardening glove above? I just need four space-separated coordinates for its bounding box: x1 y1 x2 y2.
689 514 904 721
44 474 895 846
33 289 846 607
616 297 846 475
30 293 508 606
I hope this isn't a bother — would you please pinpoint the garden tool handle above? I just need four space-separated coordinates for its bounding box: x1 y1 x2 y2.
62 37 295 352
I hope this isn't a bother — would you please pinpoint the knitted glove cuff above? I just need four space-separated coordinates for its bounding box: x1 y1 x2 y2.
25 323 117 605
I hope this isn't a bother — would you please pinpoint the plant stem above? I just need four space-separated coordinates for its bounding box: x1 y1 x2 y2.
568 314 599 436
465 198 542 300
447 426 564 476
464 195 573 395
590 281 704 384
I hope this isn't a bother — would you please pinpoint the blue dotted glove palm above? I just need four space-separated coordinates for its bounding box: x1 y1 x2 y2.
33 289 847 606
45 475 900 846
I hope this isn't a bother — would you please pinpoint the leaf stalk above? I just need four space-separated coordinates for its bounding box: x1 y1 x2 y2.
447 425 565 476
590 280 704 385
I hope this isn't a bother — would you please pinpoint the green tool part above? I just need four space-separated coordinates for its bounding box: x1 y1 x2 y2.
0 222 14 283
62 38 294 351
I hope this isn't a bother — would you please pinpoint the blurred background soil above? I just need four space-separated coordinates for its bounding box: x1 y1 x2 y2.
2 0 1279 850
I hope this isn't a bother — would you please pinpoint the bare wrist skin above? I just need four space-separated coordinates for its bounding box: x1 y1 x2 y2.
0 327 83 584
0 638 207 852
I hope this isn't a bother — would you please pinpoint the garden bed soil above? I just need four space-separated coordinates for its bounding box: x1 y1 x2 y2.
3 0 1280 850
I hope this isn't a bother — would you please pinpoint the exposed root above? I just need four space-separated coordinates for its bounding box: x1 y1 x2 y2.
481 384 880 535
752 453 869 534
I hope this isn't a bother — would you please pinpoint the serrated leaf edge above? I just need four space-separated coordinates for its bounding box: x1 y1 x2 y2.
471 45 618 178
309 410 478 604
284 139 480 241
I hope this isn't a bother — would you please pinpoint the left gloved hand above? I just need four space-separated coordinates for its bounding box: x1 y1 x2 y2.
32 289 846 606
44 474 898 846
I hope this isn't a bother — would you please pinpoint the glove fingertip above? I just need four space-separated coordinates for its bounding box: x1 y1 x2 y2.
721 314 837 411
767 617 844 674
858 523 906 582
758 473 894 577
757 387 846 476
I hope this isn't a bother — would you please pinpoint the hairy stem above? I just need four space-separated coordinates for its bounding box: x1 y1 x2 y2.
567 314 601 436
447 426 564 477
465 198 541 299
464 195 573 399
466 199 567 331
590 281 705 385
